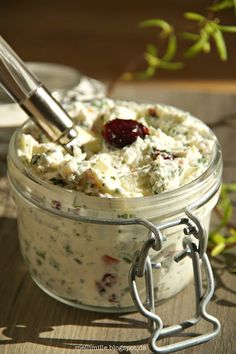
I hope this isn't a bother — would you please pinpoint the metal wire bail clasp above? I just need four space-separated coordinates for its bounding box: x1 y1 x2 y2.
128 208 221 354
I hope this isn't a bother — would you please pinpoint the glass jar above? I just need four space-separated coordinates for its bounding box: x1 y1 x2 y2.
7 110 222 313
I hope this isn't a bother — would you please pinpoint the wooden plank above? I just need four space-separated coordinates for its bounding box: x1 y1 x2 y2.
108 80 236 94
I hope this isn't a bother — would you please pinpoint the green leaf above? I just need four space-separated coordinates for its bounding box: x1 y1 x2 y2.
147 43 158 56
145 66 157 77
221 197 233 224
184 12 206 22
182 32 200 41
158 60 184 70
185 31 209 57
219 25 236 33
211 232 226 244
211 243 226 257
203 42 211 53
121 72 134 81
209 179 236 262
205 21 219 35
213 29 228 61
135 66 157 80
163 34 177 61
144 53 159 67
229 267 236 273
209 0 235 12
225 235 236 244
223 182 236 192
229 228 236 237
139 19 172 35
221 183 228 192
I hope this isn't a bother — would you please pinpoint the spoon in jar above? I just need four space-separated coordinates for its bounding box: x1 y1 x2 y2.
0 36 83 154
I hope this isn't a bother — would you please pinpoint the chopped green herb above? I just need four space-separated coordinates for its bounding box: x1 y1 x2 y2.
49 177 66 187
74 257 82 264
36 258 42 266
91 99 105 109
122 255 132 263
64 244 73 255
35 250 46 259
31 154 41 165
197 156 208 164
49 258 60 270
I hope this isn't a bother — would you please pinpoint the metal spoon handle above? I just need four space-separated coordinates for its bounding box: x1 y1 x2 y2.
0 36 77 146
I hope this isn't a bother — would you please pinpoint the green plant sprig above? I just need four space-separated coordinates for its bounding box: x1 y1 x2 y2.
183 11 236 61
208 182 236 268
123 0 236 80
122 19 183 80
209 0 236 13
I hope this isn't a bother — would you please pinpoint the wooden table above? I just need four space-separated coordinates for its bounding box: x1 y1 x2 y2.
0 81 235 354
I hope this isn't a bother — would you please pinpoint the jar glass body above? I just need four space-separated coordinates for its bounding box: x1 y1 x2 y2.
8 118 222 313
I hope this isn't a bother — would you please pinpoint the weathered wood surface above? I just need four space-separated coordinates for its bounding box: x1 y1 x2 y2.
0 82 236 354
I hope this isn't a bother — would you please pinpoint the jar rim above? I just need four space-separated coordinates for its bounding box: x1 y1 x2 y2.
8 109 222 213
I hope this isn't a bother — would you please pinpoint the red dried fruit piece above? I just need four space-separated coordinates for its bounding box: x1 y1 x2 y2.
51 200 61 210
152 150 174 160
148 107 158 117
102 273 116 287
95 281 106 295
102 118 149 148
108 293 119 303
102 254 120 264
95 273 117 296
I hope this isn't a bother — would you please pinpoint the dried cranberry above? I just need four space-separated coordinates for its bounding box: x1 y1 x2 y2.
148 108 158 117
51 200 61 210
102 254 120 264
102 118 149 148
108 293 119 303
102 273 116 287
95 281 106 295
152 150 173 160
95 273 117 296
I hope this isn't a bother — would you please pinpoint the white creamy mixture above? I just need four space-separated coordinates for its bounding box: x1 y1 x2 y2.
18 98 214 197
13 99 215 310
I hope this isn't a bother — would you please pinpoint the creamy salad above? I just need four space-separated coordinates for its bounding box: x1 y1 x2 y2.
18 98 214 198
11 98 217 311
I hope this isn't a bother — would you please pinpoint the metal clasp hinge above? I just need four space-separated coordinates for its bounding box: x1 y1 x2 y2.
129 208 221 354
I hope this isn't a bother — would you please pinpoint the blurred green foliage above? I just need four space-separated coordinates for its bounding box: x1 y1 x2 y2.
209 183 236 267
123 0 236 80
